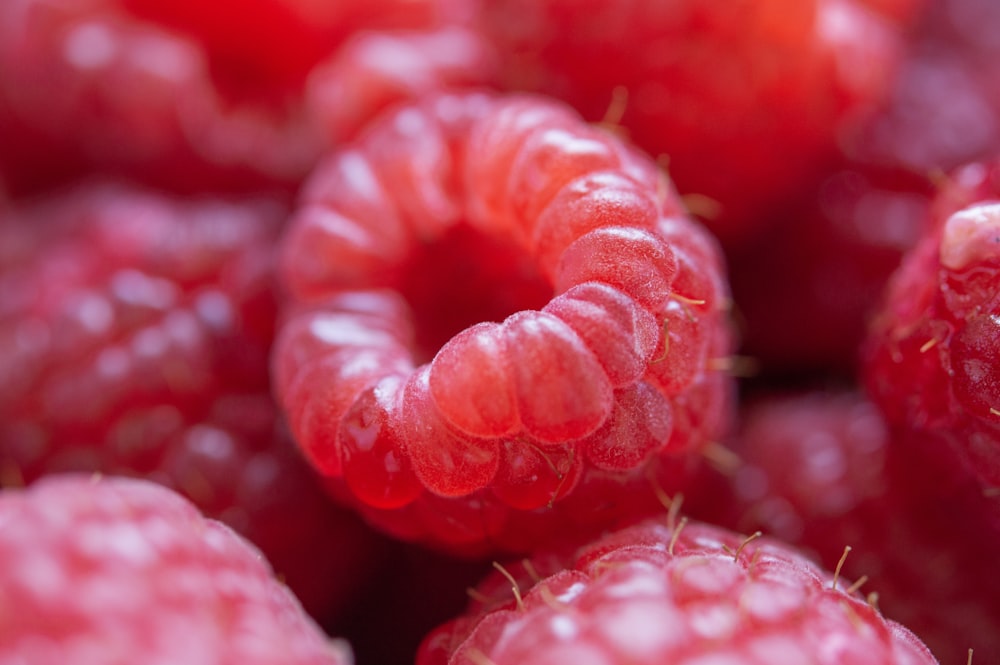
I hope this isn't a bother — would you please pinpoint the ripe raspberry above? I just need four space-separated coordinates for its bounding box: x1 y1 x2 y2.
688 391 1000 664
0 0 494 194
0 183 381 619
0 474 352 665
479 0 911 243
417 516 937 665
863 159 1000 491
275 92 734 555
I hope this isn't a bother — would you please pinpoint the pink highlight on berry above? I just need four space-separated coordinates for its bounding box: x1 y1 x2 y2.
939 202 1000 271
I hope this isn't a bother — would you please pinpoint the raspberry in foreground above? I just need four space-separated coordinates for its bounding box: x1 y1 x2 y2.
275 91 734 555
417 516 938 665
688 390 1000 664
863 159 1000 491
0 182 381 619
0 474 352 665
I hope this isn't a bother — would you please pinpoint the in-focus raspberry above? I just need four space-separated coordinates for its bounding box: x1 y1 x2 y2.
274 92 734 555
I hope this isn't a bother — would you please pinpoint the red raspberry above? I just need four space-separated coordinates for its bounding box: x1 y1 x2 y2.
688 391 1000 664
417 516 937 665
479 0 911 244
0 183 381 619
0 0 493 194
0 474 352 665
274 92 734 555
863 160 1000 491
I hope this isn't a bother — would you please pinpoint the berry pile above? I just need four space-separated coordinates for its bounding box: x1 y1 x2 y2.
1 1 998 664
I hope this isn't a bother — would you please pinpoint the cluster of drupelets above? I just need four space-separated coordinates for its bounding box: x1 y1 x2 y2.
1 1 999 664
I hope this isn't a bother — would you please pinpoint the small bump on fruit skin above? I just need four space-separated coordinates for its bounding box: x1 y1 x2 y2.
0 475 353 665
416 516 939 665
275 91 734 555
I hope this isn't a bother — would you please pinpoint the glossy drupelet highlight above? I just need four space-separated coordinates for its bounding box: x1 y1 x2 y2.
417 517 938 665
275 92 734 555
0 475 352 665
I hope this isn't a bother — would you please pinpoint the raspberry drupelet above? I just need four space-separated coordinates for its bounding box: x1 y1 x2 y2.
417 516 938 665
274 92 734 555
0 474 353 665
0 182 381 619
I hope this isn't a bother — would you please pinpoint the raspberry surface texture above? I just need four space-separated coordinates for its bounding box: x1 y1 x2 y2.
864 160 1000 491
0 474 352 665
689 390 1000 664
0 182 380 618
417 517 938 665
479 0 911 244
275 92 734 555
0 0 493 194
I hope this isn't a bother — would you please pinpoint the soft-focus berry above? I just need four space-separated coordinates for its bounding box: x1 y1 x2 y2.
0 474 352 665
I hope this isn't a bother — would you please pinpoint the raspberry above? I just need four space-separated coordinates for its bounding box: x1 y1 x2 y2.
275 92 734 555
688 391 1000 664
0 474 352 665
417 516 937 665
863 159 1000 491
0 183 381 618
479 0 911 243
0 0 493 194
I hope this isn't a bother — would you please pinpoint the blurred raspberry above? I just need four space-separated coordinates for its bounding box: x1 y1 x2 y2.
0 182 382 619
0 474 353 665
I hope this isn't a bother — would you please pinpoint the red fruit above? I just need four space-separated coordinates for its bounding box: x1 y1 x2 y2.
0 183 381 619
480 0 911 244
275 92 734 555
687 390 1000 664
0 0 493 194
0 474 352 665
864 160 1000 491
418 516 937 665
